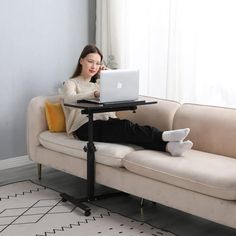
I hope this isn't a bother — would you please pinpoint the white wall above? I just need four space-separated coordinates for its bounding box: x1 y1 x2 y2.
0 0 95 160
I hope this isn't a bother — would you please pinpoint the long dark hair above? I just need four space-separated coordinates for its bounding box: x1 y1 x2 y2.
71 44 103 83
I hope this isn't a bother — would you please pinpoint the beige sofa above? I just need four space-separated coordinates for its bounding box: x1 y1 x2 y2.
27 95 236 229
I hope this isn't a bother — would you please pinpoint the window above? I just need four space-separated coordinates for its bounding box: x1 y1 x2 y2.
96 0 236 107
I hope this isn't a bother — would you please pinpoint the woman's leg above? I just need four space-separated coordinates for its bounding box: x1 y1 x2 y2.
166 140 193 156
74 118 167 151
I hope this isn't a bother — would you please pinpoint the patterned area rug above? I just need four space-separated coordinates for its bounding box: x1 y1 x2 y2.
0 181 176 236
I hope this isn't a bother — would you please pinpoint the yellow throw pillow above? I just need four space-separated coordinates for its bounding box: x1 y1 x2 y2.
45 102 66 132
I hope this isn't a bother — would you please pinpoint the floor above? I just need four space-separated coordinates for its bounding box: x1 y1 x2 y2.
1 159 236 236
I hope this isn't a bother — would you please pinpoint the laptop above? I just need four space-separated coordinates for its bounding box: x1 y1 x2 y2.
78 69 140 104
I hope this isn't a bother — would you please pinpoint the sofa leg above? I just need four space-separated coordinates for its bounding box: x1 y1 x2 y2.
140 198 156 208
140 198 144 207
37 163 42 180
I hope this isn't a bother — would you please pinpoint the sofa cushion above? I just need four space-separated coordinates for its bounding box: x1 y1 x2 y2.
117 96 180 131
45 102 66 132
123 149 236 200
39 131 142 167
173 103 236 159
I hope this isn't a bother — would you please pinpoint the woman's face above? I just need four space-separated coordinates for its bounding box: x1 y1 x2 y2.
80 53 101 78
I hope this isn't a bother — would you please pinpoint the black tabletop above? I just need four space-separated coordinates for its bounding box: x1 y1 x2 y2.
64 98 157 114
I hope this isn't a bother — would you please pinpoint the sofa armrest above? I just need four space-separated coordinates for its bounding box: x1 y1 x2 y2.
26 95 62 159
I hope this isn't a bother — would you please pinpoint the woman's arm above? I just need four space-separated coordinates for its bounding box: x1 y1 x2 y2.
63 80 98 103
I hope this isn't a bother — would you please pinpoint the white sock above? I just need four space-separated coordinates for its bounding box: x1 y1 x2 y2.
162 128 190 142
166 140 193 157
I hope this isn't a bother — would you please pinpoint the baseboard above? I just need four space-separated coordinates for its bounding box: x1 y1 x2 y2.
0 155 33 170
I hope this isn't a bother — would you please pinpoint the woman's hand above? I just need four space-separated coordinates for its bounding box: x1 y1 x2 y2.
94 90 100 98
99 64 109 71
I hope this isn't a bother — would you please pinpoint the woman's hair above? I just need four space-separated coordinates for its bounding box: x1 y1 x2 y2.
70 44 103 82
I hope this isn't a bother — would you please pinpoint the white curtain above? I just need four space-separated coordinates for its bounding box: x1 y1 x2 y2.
95 0 125 69
96 0 236 107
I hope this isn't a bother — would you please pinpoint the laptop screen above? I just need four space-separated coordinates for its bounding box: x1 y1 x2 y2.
99 69 139 103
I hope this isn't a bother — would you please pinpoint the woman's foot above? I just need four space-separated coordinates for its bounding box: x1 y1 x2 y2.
166 140 193 157
162 128 190 142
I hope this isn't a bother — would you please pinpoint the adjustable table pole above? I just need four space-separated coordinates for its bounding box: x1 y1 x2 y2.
86 111 96 201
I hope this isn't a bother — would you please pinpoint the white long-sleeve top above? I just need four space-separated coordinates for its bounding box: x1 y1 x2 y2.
62 76 116 135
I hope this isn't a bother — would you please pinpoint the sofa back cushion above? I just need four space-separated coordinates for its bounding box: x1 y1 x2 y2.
173 103 236 158
116 96 181 131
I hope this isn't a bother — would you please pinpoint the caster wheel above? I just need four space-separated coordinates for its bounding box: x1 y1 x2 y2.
61 198 67 202
84 210 91 216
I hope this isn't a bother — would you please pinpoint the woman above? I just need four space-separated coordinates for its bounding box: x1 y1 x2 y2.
63 44 193 156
